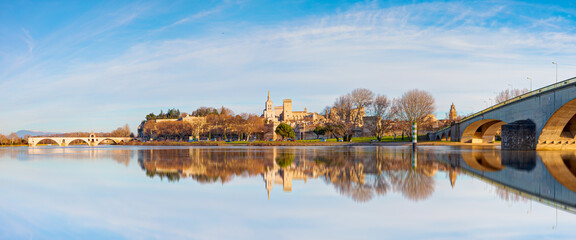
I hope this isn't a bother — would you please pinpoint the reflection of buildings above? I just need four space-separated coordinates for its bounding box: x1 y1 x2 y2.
261 148 367 200
137 147 441 202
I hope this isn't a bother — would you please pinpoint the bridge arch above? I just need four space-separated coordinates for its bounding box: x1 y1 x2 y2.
33 138 60 147
461 119 505 143
98 138 123 145
540 152 576 192
440 133 446 141
67 138 90 146
461 151 505 172
539 98 576 144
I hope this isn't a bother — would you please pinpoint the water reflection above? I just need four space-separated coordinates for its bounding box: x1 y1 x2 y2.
136 147 443 202
4 146 576 238
25 147 134 166
445 149 576 214
10 146 576 210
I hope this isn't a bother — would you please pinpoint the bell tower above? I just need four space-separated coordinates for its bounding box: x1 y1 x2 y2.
449 103 457 121
263 91 275 122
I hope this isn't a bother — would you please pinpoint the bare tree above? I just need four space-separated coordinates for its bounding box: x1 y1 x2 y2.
349 88 375 122
367 94 393 141
494 88 529 104
7 133 19 145
110 124 131 137
329 88 374 141
393 89 436 138
243 114 264 141
0 134 8 145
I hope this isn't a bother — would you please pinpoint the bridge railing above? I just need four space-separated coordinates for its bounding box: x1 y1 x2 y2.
434 76 576 133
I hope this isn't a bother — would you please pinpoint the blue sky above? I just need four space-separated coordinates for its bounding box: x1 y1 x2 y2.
2 0 576 134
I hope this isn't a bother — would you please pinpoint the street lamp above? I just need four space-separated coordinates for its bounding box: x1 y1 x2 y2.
527 77 532 91
552 62 558 84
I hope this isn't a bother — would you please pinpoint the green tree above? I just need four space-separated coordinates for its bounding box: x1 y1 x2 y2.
275 123 295 140
313 126 326 139
146 113 157 120
276 151 295 168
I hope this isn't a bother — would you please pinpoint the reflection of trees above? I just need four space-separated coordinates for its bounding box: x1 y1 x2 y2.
276 151 295 168
391 170 434 201
136 147 443 202
493 187 527 202
334 180 374 203
329 162 374 202
138 149 270 183
372 173 389 196
313 147 438 202
390 151 437 201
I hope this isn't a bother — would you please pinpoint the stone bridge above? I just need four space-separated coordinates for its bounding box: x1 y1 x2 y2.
28 133 133 147
429 77 576 150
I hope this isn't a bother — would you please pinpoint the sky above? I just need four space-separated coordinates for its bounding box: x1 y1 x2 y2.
2 0 576 134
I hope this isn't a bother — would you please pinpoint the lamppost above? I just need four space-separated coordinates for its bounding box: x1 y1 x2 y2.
527 77 532 91
552 62 558 84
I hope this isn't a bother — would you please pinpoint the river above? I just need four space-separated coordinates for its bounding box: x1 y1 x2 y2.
0 145 574 239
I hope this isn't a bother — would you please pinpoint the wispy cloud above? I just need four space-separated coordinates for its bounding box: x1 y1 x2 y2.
153 4 228 33
19 28 35 52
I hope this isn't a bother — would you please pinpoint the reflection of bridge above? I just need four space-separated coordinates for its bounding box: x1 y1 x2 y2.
430 77 576 150
443 150 576 213
28 133 133 147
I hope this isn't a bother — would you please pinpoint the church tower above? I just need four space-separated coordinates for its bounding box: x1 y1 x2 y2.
449 168 458 188
263 91 275 122
449 103 457 121
263 167 275 200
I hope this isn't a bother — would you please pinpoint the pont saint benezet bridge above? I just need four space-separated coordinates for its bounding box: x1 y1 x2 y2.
28 133 133 147
429 76 576 150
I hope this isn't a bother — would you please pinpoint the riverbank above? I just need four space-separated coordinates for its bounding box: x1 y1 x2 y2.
117 140 485 147
15 137 500 147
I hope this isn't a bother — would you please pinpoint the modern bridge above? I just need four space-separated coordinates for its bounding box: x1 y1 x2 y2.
429 77 576 150
28 133 133 147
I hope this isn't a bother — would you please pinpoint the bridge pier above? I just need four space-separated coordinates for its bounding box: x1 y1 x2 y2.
501 120 536 150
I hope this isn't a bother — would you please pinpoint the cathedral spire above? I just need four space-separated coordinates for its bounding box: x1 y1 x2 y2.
267 91 270 101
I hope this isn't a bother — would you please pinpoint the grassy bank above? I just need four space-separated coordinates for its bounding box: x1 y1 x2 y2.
115 135 419 147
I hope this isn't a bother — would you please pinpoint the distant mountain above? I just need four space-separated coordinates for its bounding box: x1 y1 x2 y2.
15 130 62 138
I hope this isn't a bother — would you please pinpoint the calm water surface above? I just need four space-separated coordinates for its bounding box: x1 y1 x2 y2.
1 145 575 239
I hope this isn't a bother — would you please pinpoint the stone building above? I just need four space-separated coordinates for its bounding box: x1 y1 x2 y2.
262 92 326 140
263 91 322 123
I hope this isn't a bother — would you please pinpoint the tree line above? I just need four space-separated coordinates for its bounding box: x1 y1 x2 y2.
139 88 442 142
313 88 438 142
139 107 265 141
